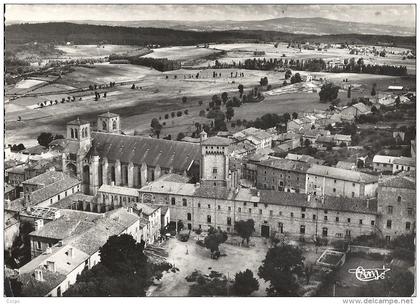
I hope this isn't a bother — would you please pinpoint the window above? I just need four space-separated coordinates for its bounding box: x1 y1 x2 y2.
301 207 306 212
324 210 328 214
171 198 176 205
259 209 262 215
347 218 351 223
48 243 52 248
243 202 247 206
213 168 218 174
387 206 393 214
333 188 336 193
290 212 294 218
345 229 351 237
197 203 201 208
269 210 273 216
351 192 355 198
238 207 241 213
335 217 339 222
254 202 258 208
218 205 221 210
301 213 305 219
227 217 232 226
182 198 187 206
187 213 192 221
406 222 411 230
371 220 375 226
228 206 231 211
278 222 284 233
407 208 413 216
208 204 211 209
386 236 391 243
300 225 306 234
36 241 41 250
322 227 328 237
207 215 211 223
352 183 355 187
248 208 252 214
336 233 343 238
334 179 337 183
279 211 282 216
359 219 363 225
397 196 402 203
312 214 316 220
58 194 61 200
324 216 328 221
386 220 392 229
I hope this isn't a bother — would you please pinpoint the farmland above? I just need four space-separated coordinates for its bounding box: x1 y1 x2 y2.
4 42 415 148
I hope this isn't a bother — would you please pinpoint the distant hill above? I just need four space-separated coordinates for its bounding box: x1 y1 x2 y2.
6 17 415 36
5 22 415 48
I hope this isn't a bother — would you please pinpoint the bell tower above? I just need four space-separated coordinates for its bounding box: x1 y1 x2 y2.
200 136 232 187
97 112 120 133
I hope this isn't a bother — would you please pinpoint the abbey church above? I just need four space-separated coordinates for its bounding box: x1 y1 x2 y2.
59 112 238 195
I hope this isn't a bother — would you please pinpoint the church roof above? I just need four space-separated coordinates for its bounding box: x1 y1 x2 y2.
91 132 200 172
98 112 119 118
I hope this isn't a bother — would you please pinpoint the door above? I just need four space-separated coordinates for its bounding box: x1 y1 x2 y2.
261 225 270 238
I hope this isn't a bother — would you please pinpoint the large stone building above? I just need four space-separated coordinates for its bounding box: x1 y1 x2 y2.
256 158 310 193
59 114 201 195
376 174 416 241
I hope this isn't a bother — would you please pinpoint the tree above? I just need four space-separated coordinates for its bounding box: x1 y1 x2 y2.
182 96 187 104
199 110 206 117
290 73 302 84
258 245 304 296
285 69 292 80
37 132 55 147
234 219 255 245
176 132 185 141
232 269 259 296
395 96 401 107
204 227 228 258
347 86 351 98
283 113 291 122
292 112 298 120
221 92 228 104
358 269 414 297
319 82 339 102
150 118 162 139
371 83 377 96
304 139 311 148
225 106 234 121
260 77 268 86
238 84 244 97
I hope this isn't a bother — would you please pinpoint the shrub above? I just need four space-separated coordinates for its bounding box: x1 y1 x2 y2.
392 247 414 264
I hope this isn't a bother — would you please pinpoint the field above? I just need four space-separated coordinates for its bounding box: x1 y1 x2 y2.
4 43 416 148
143 46 222 64
54 44 145 58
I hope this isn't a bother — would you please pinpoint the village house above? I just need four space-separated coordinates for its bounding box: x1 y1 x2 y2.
333 134 352 146
287 118 313 133
306 164 378 198
376 175 415 241
340 102 371 121
372 155 398 173
97 184 140 208
285 153 325 165
17 208 144 297
232 127 274 151
392 157 416 174
335 161 356 171
256 158 310 193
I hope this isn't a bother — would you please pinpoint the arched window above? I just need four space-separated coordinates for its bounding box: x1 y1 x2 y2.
70 128 74 138
112 120 117 130
102 121 107 131
75 129 79 139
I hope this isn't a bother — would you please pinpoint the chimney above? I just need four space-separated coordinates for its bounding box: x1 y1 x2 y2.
67 248 73 258
34 269 44 281
46 261 56 272
35 219 44 231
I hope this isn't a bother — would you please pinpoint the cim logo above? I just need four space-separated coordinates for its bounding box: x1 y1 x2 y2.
348 266 391 282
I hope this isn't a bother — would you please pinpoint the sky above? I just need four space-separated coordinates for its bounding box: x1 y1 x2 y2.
5 4 416 28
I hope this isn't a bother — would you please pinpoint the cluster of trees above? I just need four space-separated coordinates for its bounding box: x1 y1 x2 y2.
211 56 407 76
109 55 181 72
203 226 228 259
319 82 340 102
245 112 291 130
37 132 64 147
9 143 26 152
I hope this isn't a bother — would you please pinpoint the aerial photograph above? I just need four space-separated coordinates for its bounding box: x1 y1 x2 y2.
2 3 416 299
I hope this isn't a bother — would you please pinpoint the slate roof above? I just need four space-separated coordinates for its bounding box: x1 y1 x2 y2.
258 158 311 173
201 136 233 146
91 132 200 171
307 164 378 183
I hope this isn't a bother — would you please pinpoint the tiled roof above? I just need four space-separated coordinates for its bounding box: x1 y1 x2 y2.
201 136 232 146
155 173 190 183
98 184 139 197
307 164 378 183
373 155 398 164
23 170 64 186
140 180 197 196
392 157 416 167
335 161 355 170
379 175 415 189
29 176 80 205
91 132 200 171
134 202 159 216
6 165 26 174
333 134 351 142
352 102 371 114
19 267 67 297
50 193 95 209
193 185 234 200
258 158 310 173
